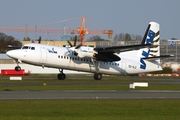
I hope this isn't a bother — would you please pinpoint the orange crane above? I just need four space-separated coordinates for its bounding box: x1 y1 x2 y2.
0 16 113 45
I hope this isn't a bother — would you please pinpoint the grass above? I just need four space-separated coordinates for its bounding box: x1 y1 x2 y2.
0 75 180 91
0 100 180 120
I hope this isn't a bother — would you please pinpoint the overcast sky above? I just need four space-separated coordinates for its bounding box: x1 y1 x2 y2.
1 0 180 41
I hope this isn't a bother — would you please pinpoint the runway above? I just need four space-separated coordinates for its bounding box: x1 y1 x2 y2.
0 90 180 100
1 76 180 100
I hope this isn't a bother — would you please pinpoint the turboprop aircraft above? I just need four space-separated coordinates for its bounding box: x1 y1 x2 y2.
6 22 173 80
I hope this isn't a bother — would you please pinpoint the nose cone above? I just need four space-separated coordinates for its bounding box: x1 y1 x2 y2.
6 50 18 59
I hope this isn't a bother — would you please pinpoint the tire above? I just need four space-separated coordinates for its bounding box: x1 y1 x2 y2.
94 73 102 80
57 73 66 80
15 66 21 71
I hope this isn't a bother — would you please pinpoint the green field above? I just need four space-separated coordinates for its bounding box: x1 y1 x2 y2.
0 100 180 120
0 75 180 120
0 74 180 91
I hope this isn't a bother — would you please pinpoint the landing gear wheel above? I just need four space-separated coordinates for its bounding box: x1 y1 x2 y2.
94 73 102 80
57 73 66 80
15 66 21 71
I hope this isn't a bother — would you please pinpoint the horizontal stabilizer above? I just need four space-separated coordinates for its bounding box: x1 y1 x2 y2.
142 55 174 61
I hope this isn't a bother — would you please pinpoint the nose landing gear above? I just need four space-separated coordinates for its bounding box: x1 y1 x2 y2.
15 66 21 71
14 60 21 71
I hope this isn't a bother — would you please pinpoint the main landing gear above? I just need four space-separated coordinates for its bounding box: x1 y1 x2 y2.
94 73 102 80
92 59 102 80
57 69 66 80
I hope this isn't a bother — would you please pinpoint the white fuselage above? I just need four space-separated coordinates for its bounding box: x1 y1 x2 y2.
6 43 162 75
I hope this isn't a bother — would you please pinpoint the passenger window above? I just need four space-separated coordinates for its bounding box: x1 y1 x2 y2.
31 47 35 50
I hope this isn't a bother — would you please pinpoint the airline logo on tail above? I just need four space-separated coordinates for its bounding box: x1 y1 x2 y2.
145 30 155 44
140 22 160 69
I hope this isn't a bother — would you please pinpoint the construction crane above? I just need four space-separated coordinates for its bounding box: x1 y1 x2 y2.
0 16 113 45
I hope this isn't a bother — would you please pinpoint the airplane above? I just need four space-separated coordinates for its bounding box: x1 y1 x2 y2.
6 22 173 80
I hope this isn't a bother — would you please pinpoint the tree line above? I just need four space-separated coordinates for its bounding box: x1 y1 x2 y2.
87 33 142 42
0 33 21 53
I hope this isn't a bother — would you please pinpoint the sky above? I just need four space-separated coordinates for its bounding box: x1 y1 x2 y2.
0 0 180 41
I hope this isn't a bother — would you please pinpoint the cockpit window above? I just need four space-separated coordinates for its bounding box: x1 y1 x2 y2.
22 46 35 50
22 46 29 49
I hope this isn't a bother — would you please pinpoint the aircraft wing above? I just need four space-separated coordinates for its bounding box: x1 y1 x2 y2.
94 44 152 53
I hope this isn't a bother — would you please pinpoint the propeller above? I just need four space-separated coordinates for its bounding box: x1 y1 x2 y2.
75 43 82 49
67 36 82 56
38 36 41 44
67 35 78 47
74 36 77 46
67 40 73 47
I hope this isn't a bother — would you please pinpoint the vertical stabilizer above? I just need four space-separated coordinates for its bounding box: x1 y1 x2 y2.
142 22 160 57
139 22 161 70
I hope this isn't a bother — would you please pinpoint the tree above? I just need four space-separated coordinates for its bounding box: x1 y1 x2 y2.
134 35 142 41
114 34 119 42
86 35 107 41
125 33 131 41
23 37 31 41
0 33 21 53
119 33 125 41
113 33 142 42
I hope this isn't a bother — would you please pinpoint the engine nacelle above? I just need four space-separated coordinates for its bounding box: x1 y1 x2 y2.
76 51 97 58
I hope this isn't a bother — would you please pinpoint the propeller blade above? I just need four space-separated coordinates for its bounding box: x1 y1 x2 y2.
38 36 41 44
75 43 82 49
74 36 77 46
67 40 73 47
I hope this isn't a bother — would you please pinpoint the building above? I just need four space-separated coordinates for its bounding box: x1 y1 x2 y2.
22 40 96 47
